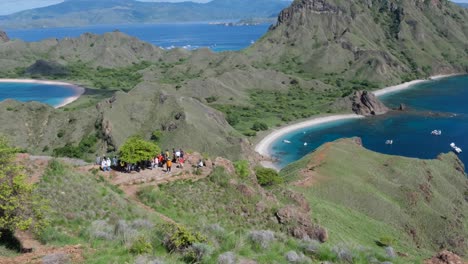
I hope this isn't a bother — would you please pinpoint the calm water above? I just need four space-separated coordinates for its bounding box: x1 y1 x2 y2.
270 75 468 168
6 23 270 52
0 82 77 107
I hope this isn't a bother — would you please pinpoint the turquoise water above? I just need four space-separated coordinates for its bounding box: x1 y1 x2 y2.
0 82 78 107
6 23 270 52
270 75 468 168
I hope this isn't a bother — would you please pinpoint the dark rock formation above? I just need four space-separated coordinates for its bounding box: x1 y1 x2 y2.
25 60 69 77
0 30 9 42
351 90 389 116
424 250 464 264
398 103 407 111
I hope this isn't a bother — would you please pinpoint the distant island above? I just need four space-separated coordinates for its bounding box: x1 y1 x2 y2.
0 0 291 29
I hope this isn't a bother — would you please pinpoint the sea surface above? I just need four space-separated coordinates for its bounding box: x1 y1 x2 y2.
6 23 270 52
0 82 78 107
270 75 468 168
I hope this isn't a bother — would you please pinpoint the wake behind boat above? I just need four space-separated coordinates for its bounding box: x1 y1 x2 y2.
450 142 462 154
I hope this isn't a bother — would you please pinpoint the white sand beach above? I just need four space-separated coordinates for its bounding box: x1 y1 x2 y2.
254 73 465 164
372 73 461 97
255 114 365 157
0 78 85 108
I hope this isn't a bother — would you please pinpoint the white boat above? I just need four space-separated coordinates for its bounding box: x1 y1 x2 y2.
450 143 462 154
385 140 393 145
450 142 456 148
283 140 291 144
304 142 308 146
431 130 442 136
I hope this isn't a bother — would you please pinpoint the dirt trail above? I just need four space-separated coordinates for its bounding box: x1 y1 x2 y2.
6 153 217 263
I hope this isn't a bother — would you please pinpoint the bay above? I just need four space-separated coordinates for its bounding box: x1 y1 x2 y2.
6 23 270 52
0 82 77 107
270 75 468 168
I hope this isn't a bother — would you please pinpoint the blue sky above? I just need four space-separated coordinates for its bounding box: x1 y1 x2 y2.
0 0 466 16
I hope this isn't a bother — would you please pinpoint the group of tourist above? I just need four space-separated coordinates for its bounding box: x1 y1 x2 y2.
96 148 202 173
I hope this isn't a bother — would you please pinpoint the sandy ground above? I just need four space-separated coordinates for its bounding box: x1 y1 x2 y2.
254 73 464 165
0 78 85 108
372 73 462 97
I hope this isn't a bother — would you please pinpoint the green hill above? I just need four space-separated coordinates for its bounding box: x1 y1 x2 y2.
0 0 290 29
0 0 466 161
280 138 468 256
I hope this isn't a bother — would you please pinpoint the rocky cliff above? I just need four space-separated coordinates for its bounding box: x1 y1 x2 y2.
0 30 9 42
250 0 468 85
350 90 389 115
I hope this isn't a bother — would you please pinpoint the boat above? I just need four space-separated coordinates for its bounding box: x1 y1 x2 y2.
431 130 442 136
283 140 291 144
385 140 393 145
450 142 462 154
304 142 308 146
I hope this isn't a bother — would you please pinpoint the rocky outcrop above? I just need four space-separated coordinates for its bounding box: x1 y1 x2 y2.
351 90 389 116
25 60 69 77
275 205 328 242
424 250 465 264
275 0 340 28
0 30 9 42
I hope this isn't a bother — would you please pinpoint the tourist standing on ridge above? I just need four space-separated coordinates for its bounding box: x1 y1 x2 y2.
166 159 172 173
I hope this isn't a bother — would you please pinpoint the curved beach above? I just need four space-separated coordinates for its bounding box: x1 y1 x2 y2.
0 79 85 108
255 73 462 163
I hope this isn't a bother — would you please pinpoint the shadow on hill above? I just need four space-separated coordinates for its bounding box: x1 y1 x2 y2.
0 230 21 253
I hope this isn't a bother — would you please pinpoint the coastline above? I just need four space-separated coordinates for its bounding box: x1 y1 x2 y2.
254 73 464 167
0 78 85 108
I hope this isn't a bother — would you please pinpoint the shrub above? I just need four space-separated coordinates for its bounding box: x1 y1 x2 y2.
251 121 268 131
130 236 153 255
183 243 214 263
218 251 236 264
119 136 160 164
242 131 257 137
255 167 283 186
248 230 275 249
163 224 207 252
234 160 250 178
205 96 218 103
89 220 114 241
151 130 163 143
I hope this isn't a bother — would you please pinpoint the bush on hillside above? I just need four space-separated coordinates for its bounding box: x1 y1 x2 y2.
119 136 160 164
234 160 250 178
255 167 283 186
248 230 275 249
163 224 207 252
151 130 164 143
129 236 153 254
251 121 269 131
0 136 49 235
183 243 214 263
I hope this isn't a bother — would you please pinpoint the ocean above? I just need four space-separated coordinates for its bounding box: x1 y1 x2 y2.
0 82 78 107
270 75 468 168
5 23 270 52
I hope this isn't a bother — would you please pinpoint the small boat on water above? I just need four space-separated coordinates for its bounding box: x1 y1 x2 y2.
283 140 291 144
431 130 442 136
304 142 308 146
450 142 462 154
385 140 393 145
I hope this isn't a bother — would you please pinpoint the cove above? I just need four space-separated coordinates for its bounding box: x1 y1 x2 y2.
269 75 468 168
0 80 84 108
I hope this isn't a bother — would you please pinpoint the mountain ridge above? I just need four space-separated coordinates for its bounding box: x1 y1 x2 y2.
0 0 291 29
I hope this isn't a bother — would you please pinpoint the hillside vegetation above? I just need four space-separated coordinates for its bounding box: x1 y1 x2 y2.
0 0 466 162
281 138 468 257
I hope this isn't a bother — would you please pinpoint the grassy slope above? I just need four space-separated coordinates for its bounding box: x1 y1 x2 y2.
281 138 468 258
